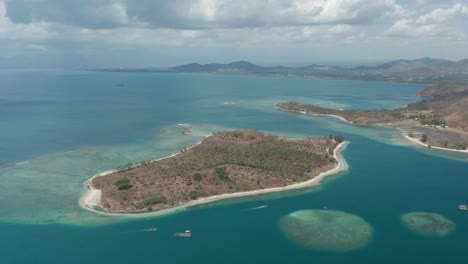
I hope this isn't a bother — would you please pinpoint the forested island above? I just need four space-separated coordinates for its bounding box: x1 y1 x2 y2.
277 84 468 152
82 130 346 213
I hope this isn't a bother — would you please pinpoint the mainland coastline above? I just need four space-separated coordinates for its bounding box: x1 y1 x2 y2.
277 105 468 154
276 83 468 154
80 131 348 216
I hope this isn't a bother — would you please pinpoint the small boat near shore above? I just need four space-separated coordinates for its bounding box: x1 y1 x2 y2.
173 230 192 238
459 204 467 211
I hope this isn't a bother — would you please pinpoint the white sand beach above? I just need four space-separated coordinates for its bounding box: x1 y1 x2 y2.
275 106 351 123
277 105 467 154
400 132 468 153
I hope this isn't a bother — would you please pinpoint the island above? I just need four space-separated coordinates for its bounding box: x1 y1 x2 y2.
81 130 347 213
277 84 468 152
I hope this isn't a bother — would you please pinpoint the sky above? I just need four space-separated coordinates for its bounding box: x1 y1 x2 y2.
1 0 468 68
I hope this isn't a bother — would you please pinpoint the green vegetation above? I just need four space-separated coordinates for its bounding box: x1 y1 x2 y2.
421 134 429 143
114 177 132 190
188 190 199 200
136 196 168 210
453 142 467 150
216 167 230 181
193 172 202 182
277 96 468 151
93 130 339 212
334 135 345 143
277 102 400 124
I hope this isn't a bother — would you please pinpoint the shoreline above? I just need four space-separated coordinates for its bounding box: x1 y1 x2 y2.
79 135 211 214
275 106 351 123
79 140 348 217
398 130 468 153
276 106 467 154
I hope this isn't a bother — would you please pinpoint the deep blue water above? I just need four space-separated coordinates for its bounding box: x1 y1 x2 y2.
0 71 467 263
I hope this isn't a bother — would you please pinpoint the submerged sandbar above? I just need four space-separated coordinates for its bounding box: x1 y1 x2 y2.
401 212 456 237
81 130 347 214
280 209 373 252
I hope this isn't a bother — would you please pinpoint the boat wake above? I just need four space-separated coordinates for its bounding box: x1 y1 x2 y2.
246 205 268 211
137 228 158 232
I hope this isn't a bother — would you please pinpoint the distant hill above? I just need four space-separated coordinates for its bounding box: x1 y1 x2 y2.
354 57 451 71
171 57 468 75
171 60 267 72
91 57 468 83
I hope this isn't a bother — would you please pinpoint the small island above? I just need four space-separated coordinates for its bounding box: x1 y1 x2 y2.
81 130 347 213
277 84 468 152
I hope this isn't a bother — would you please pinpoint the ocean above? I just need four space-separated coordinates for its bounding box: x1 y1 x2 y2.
0 70 466 263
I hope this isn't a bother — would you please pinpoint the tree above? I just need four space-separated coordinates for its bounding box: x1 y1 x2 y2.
420 134 429 143
216 167 230 181
188 190 198 200
136 196 168 209
114 177 132 190
193 172 202 182
334 135 345 143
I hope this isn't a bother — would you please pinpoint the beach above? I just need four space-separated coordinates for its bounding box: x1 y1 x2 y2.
80 140 348 217
275 106 351 123
399 131 468 153
277 106 467 154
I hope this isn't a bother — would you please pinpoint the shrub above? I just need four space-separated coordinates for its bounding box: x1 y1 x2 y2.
334 135 345 143
136 196 168 209
216 167 229 181
421 134 429 143
188 190 198 200
114 177 132 190
193 172 202 182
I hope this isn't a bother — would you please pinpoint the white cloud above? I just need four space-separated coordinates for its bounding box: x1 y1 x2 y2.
0 1 51 41
124 0 405 29
0 0 468 66
386 2 468 39
416 3 468 24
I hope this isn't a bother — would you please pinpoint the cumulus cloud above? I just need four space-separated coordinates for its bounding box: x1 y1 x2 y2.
4 0 404 29
0 1 51 41
0 0 467 66
5 0 134 28
386 2 468 39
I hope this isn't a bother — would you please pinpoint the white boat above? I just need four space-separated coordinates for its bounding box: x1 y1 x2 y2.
173 230 192 237
459 204 467 211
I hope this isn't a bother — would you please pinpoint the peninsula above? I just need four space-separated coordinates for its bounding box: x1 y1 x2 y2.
82 130 346 213
277 84 468 152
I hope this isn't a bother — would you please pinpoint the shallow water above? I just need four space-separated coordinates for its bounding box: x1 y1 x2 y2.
0 71 467 263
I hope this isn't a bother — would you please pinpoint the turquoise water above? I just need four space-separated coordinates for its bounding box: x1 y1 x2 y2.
0 71 467 263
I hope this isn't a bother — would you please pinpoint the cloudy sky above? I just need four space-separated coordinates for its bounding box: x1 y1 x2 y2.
1 0 468 68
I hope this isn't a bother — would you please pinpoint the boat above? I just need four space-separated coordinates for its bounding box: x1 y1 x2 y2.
173 230 192 237
148 228 157 232
459 204 467 211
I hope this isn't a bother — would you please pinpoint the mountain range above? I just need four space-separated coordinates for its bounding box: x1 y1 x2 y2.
171 57 468 75
91 57 468 83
